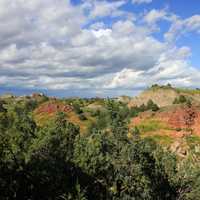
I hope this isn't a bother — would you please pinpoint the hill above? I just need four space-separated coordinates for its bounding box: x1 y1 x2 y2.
127 85 200 156
128 84 200 107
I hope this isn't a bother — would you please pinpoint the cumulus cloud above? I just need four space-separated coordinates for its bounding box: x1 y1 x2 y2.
144 9 167 24
82 0 127 19
0 0 200 96
106 45 195 90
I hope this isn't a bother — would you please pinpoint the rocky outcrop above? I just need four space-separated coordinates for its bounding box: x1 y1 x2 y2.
129 88 179 107
36 102 73 114
157 105 200 136
128 86 200 108
167 106 197 129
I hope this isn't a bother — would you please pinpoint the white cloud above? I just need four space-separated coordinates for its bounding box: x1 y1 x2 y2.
0 0 200 96
165 15 200 42
107 68 144 89
132 0 152 4
82 0 126 18
186 15 200 32
92 29 112 38
144 9 167 24
106 45 195 90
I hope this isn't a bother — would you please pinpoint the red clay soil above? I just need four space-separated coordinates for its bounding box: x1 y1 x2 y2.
130 111 156 126
157 106 197 129
193 113 200 136
130 105 200 137
130 112 150 126
36 101 73 114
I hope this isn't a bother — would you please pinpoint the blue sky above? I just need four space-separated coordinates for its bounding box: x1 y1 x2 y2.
0 0 200 97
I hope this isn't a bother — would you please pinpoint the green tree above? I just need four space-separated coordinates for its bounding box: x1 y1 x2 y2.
0 105 36 199
0 100 6 112
73 103 83 114
147 99 159 111
115 138 177 200
151 103 159 112
139 103 147 112
24 112 80 199
73 130 113 199
173 95 187 104
131 126 140 139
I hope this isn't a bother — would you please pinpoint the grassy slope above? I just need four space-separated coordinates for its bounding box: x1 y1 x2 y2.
134 119 173 146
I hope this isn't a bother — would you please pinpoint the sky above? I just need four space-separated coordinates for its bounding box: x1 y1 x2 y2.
0 0 200 97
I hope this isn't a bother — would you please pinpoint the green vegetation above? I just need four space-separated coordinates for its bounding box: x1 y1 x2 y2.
186 135 200 150
146 135 173 146
0 95 200 199
173 95 186 104
173 95 192 107
129 99 159 118
150 83 173 90
176 87 200 95
147 99 160 111
150 84 200 96
137 120 166 133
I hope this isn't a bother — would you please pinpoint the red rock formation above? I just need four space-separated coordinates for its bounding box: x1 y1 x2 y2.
193 112 200 135
130 105 200 137
36 102 73 114
167 106 197 129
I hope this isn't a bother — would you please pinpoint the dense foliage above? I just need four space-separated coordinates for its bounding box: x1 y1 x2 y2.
0 98 200 200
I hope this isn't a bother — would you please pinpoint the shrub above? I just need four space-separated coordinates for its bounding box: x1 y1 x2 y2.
175 128 182 132
79 113 87 120
173 95 187 104
73 103 83 114
151 103 159 112
147 99 159 111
